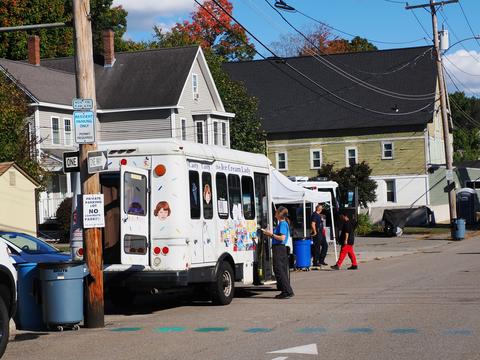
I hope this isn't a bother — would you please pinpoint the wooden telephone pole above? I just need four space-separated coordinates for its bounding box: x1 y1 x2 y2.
406 0 458 223
72 0 104 328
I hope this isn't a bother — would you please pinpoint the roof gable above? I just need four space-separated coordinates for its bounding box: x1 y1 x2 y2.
0 162 39 186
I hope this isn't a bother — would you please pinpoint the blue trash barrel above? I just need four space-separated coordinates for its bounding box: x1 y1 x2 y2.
38 262 88 329
293 239 312 269
14 263 44 330
451 218 466 240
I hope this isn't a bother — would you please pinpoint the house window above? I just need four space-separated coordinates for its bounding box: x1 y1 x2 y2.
276 152 287 171
9 172 15 187
51 117 60 145
195 121 204 144
64 118 72 146
346 147 358 167
221 122 227 147
213 121 220 146
192 73 199 100
310 149 322 169
386 179 396 202
181 118 187 141
382 141 394 159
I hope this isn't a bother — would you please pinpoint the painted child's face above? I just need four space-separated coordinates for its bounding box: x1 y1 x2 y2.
205 190 212 204
157 208 169 220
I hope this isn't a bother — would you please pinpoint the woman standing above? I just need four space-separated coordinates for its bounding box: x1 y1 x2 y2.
262 206 295 299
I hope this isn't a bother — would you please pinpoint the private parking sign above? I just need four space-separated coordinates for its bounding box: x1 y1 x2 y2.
83 194 105 228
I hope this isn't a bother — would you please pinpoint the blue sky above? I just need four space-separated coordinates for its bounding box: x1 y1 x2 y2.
112 0 480 95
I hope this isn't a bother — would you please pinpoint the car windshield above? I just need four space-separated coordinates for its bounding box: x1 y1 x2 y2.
0 233 60 254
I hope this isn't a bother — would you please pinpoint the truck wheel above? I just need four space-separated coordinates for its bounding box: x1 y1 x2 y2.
210 262 234 305
0 296 9 358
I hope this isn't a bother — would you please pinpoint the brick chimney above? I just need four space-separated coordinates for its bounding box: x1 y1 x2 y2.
103 29 116 67
28 35 40 66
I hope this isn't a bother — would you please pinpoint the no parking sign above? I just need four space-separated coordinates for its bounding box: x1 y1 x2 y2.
83 194 105 228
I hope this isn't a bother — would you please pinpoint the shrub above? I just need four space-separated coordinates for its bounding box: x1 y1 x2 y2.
55 197 72 243
356 213 372 236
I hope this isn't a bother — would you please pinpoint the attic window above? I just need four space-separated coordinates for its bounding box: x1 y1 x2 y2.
192 73 199 100
9 171 16 186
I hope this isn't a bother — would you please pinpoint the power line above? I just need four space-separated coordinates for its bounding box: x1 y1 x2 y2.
409 8 433 40
457 0 480 50
443 55 480 77
263 0 436 100
200 0 436 116
444 64 480 97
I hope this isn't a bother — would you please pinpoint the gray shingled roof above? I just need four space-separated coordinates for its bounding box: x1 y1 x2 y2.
0 46 199 109
223 46 437 135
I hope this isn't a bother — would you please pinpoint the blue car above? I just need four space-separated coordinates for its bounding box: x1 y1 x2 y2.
0 232 70 264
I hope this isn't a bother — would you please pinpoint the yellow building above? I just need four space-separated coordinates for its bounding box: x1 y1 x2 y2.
0 162 39 235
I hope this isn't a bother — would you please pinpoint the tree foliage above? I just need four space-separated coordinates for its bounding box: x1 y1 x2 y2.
316 162 377 208
271 24 377 57
0 0 127 60
0 73 43 183
450 91 480 163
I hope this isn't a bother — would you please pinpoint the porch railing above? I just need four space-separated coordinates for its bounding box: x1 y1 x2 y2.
38 192 72 224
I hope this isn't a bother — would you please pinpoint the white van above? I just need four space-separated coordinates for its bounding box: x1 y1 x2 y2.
71 139 274 305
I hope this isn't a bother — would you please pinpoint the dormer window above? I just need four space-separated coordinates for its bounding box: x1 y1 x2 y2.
192 73 199 100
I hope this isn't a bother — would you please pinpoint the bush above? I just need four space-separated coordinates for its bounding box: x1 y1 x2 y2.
55 197 72 243
356 213 372 236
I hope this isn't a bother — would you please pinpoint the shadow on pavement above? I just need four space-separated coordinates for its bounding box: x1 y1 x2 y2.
13 332 49 342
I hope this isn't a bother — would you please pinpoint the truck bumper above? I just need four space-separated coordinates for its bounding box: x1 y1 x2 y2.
105 270 189 289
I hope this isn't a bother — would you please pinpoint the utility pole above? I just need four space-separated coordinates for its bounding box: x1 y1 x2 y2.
72 0 104 328
406 0 458 224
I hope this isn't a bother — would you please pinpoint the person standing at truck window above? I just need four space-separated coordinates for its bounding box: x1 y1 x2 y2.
262 206 294 299
310 203 328 269
331 212 358 270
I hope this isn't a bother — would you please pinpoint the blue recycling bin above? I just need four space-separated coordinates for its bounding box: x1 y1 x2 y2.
14 263 44 330
293 239 312 269
451 218 466 240
38 261 88 329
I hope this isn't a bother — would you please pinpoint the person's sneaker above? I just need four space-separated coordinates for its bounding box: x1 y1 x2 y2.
348 265 358 270
311 266 320 271
320 262 328 266
330 264 340 270
275 292 294 299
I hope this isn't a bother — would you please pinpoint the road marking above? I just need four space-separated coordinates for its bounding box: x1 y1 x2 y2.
268 343 318 355
245 328 272 333
296 327 327 333
154 327 186 333
444 329 473 336
195 327 228 332
389 328 418 334
110 327 143 332
345 327 374 334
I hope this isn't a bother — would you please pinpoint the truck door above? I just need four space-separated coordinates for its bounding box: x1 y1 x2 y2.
189 170 204 264
201 171 216 262
120 166 150 266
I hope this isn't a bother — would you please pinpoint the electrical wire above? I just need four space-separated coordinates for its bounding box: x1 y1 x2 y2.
443 55 480 77
444 64 480 97
201 0 436 116
457 0 480 51
264 0 436 100
409 8 433 41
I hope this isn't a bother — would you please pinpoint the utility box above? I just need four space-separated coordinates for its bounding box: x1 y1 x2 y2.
456 188 478 225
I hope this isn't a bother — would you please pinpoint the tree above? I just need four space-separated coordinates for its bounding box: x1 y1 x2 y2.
0 73 43 183
155 0 256 61
0 0 128 60
316 162 377 208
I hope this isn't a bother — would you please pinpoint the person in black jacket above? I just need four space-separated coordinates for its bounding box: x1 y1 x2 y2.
331 212 358 270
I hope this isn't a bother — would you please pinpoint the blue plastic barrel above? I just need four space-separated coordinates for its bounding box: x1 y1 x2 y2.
38 262 88 328
14 263 44 330
293 239 312 269
452 218 466 240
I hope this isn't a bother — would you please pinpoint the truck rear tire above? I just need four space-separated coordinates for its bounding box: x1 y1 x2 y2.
210 262 234 305
0 296 9 358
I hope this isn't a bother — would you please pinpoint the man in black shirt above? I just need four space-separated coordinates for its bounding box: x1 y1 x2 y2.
331 212 358 270
310 204 328 268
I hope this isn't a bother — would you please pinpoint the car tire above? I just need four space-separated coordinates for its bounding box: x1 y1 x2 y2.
210 262 234 306
0 295 10 358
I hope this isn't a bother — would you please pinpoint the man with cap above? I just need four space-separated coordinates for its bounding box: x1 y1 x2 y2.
262 206 294 299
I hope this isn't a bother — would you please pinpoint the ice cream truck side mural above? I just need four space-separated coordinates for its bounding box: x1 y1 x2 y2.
71 139 274 305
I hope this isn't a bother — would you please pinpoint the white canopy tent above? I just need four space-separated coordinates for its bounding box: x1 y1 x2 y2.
270 168 337 260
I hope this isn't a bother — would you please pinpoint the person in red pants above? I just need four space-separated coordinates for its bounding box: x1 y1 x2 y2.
331 212 358 270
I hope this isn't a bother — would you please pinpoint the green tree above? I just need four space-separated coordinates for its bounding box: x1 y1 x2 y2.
0 73 43 183
0 0 128 60
316 162 377 208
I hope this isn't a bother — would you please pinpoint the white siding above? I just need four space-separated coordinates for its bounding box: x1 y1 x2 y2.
37 107 76 149
370 175 429 208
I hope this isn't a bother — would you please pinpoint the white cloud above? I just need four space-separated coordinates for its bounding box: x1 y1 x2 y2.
113 0 194 14
444 49 480 96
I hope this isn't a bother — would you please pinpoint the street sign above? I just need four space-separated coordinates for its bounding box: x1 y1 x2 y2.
87 150 108 174
63 151 80 173
83 194 105 228
74 111 95 144
72 98 93 110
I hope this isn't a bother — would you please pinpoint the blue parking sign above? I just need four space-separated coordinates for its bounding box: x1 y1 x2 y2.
74 111 95 144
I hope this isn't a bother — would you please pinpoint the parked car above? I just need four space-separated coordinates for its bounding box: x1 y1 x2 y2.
0 232 70 264
0 240 16 358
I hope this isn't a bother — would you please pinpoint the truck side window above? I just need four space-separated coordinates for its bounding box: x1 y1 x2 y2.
228 174 242 219
202 172 213 219
216 172 229 219
124 172 147 216
254 173 268 229
189 170 201 219
242 176 255 220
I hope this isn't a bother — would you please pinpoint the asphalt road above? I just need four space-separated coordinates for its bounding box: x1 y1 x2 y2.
5 236 480 360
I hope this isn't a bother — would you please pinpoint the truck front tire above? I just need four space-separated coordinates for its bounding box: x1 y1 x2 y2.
210 262 234 305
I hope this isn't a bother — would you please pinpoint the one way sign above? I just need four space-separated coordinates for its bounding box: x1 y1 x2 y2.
63 151 80 173
87 150 109 174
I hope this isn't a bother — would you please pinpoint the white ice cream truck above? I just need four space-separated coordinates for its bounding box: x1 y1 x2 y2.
71 139 274 305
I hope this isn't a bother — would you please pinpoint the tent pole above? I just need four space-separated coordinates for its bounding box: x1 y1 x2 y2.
303 199 307 238
330 200 338 261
